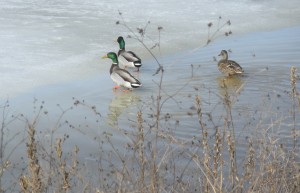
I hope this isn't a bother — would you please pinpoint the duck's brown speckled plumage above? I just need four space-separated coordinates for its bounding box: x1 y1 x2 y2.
218 50 243 76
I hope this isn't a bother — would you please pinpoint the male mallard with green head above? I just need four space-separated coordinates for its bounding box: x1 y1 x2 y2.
102 52 142 90
117 36 142 71
218 50 243 76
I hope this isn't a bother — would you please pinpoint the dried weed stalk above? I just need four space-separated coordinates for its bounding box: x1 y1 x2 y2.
207 16 232 45
290 66 299 149
19 123 43 193
55 138 70 192
137 111 146 192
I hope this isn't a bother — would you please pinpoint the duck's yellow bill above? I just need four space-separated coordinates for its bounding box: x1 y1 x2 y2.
101 55 108 59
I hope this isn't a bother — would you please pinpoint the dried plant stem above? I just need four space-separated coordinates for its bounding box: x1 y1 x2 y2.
116 16 165 192
117 11 163 75
206 17 232 45
0 101 7 160
195 95 213 192
0 101 9 192
137 111 145 192
290 66 298 149
213 128 223 192
244 138 255 183
20 123 43 193
227 133 237 190
221 79 239 191
56 138 70 192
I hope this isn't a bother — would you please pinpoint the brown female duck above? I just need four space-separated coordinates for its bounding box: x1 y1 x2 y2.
218 50 243 76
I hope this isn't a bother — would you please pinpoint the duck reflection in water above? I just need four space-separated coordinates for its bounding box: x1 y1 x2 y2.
217 75 244 100
107 91 140 126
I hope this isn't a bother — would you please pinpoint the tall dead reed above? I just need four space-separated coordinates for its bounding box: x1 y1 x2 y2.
290 66 299 149
137 111 146 192
19 123 43 193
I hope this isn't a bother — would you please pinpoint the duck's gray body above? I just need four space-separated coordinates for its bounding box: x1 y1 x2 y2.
110 63 141 88
117 36 142 71
118 49 142 69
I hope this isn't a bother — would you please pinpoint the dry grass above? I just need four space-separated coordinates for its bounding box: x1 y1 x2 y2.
19 123 43 193
12 87 299 192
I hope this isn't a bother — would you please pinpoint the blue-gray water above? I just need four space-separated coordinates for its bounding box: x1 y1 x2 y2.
4 25 300 177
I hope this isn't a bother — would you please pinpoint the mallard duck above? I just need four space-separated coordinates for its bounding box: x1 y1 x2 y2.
102 52 142 90
117 36 142 71
218 50 243 76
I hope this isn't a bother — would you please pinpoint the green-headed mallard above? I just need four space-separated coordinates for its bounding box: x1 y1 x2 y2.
102 52 142 90
117 36 142 71
218 50 243 76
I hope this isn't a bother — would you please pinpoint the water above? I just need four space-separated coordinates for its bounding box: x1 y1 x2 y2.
1 1 300 191
0 0 300 98
7 25 299 154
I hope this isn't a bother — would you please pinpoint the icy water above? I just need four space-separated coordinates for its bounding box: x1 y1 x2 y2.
0 0 300 98
0 0 300 191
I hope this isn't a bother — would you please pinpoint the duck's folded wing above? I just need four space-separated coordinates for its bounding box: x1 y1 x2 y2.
122 51 141 62
113 69 140 84
227 60 243 70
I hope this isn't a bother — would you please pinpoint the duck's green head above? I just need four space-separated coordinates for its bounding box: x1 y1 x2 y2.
117 36 125 49
102 52 118 64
